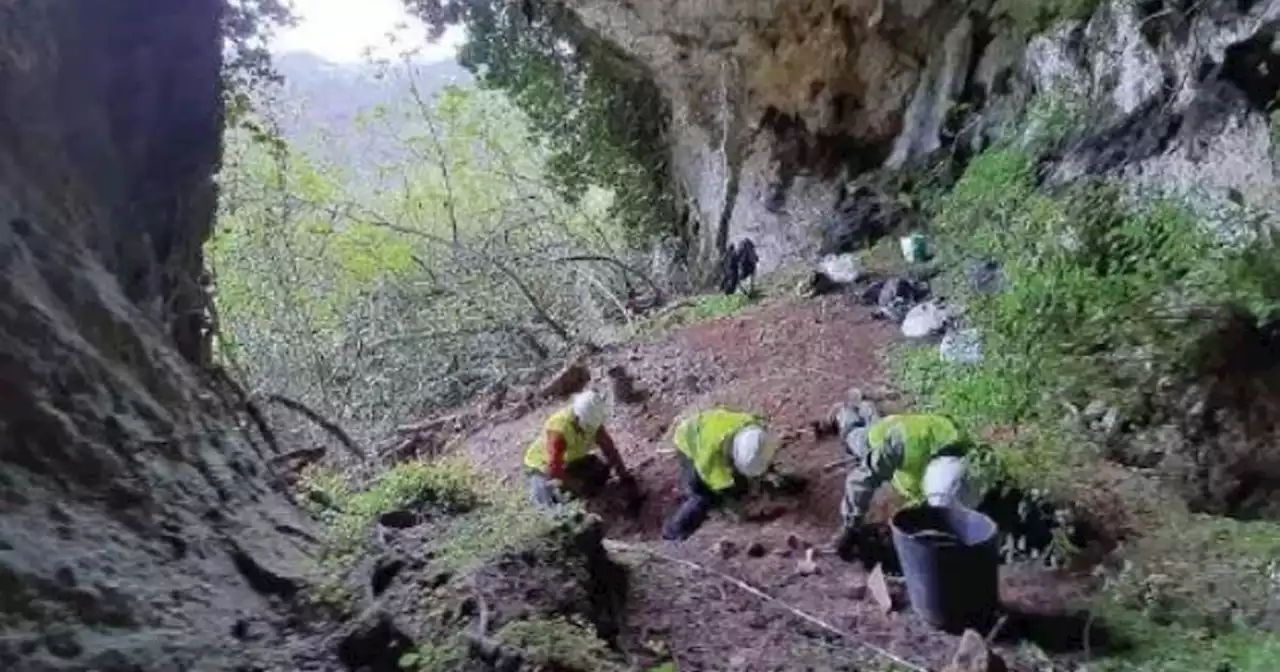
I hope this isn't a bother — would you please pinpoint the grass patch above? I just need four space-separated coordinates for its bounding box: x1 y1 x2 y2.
899 135 1279 497
1093 607 1280 672
299 456 569 576
398 637 468 672
493 615 625 672
300 457 483 560
1101 514 1280 633
930 144 1279 422
895 344 1035 427
430 489 569 572
892 343 1090 492
632 291 760 336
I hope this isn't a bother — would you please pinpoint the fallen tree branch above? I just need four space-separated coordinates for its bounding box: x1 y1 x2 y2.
209 365 280 458
603 540 929 672
395 412 467 436
263 393 365 461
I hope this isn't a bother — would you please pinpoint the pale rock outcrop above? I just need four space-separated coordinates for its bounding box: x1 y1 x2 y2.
566 0 1280 268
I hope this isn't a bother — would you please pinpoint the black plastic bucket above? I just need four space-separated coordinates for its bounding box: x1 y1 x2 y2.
890 505 1000 633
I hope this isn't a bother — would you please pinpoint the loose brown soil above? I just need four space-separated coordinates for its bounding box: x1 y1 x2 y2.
457 293 1104 671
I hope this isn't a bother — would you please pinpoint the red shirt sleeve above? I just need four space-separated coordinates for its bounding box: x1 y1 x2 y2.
546 431 567 480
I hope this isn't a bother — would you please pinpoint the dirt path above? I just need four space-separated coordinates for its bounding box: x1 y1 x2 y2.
460 294 1099 671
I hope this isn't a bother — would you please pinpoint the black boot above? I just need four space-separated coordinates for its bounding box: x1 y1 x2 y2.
829 525 860 562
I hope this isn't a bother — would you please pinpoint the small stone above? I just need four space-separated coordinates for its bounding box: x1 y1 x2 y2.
1083 400 1108 420
818 253 862 284
844 580 868 600
1099 408 1122 435
867 564 894 614
940 328 982 364
901 301 950 338
746 541 767 558
786 534 805 551
944 629 1007 672
966 260 1005 296
796 548 820 576
43 626 82 659
878 277 914 308
714 539 739 560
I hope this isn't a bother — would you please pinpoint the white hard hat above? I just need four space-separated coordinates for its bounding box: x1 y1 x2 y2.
570 390 607 432
922 456 979 508
731 426 775 478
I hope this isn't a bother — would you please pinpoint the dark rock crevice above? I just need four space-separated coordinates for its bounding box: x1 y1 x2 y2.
1220 26 1280 112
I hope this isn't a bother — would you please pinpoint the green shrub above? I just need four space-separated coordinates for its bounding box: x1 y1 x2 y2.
895 344 1038 427
1093 607 1280 672
635 291 759 336
430 491 570 571
302 457 483 559
398 637 467 672
494 615 625 672
931 145 1279 424
1101 515 1280 634
902 134 1280 669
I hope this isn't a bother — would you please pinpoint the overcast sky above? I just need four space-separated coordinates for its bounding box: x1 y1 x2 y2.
273 0 464 63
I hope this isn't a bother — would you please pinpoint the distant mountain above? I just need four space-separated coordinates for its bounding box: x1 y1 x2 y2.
271 51 474 172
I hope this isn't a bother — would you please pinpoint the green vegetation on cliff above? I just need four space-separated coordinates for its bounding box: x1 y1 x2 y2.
895 126 1280 668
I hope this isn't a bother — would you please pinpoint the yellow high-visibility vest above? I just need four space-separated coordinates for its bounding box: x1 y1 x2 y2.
673 408 763 492
523 406 593 473
867 414 963 502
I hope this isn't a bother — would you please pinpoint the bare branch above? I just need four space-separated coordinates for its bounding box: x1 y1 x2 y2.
405 60 462 244
553 254 665 302
364 323 549 359
355 211 579 345
263 393 365 461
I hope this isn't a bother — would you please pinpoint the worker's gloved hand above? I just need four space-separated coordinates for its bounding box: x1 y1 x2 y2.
761 470 808 497
546 479 572 505
617 473 645 517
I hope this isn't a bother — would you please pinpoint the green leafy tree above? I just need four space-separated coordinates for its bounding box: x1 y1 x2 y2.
210 68 663 445
402 0 678 244
222 0 295 144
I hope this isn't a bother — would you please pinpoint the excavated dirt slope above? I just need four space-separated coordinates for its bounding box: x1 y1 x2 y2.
460 293 1101 671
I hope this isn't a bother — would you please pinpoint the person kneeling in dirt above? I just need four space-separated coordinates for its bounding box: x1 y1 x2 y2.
828 401 981 560
661 407 782 541
524 390 639 509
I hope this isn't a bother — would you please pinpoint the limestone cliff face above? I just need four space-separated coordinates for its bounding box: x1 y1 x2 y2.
0 2 317 670
567 0 1280 271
